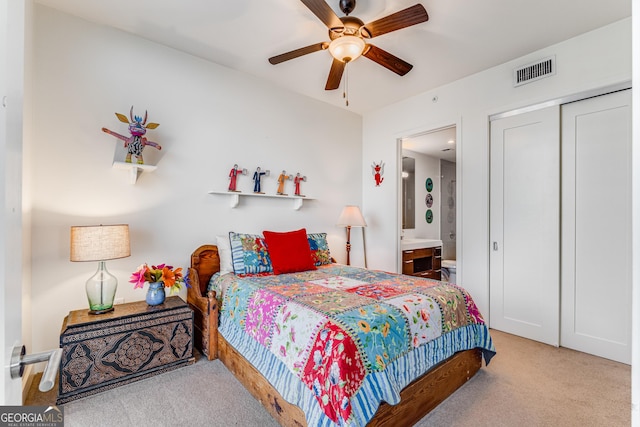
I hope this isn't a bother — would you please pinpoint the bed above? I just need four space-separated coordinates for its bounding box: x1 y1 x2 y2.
186 232 495 426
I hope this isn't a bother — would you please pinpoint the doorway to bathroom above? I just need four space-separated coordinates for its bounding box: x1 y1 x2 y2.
400 124 458 282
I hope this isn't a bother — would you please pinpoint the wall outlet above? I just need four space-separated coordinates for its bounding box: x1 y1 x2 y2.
114 297 125 305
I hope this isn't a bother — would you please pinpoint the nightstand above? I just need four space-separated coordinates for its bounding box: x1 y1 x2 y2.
57 296 194 404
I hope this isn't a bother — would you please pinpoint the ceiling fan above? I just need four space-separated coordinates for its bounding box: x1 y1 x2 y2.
268 0 429 92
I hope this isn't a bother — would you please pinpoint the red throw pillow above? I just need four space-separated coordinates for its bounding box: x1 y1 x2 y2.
263 228 317 275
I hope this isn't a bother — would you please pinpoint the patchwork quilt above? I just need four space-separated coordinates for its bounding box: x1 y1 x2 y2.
210 264 495 426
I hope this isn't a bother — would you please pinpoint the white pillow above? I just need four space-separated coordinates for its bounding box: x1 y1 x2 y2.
216 234 233 275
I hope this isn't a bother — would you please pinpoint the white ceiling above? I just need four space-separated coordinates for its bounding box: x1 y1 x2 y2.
36 0 631 115
403 126 457 161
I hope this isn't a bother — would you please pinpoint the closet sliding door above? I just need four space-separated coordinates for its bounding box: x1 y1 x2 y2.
489 106 560 346
561 89 631 364
489 90 632 363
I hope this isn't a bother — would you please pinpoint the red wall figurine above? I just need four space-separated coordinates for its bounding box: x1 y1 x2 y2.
372 161 384 186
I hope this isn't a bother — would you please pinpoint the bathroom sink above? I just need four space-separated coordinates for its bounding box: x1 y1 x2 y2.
401 238 443 251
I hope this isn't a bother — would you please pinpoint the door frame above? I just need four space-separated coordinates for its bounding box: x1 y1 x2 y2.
1 0 27 405
395 118 462 280
489 82 631 122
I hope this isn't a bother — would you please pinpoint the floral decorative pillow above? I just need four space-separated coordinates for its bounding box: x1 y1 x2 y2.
229 232 273 275
307 233 332 266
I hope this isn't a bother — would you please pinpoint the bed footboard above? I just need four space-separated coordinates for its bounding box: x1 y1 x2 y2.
217 332 482 426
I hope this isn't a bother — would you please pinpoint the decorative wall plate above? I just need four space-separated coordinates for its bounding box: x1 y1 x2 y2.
426 209 433 223
425 193 433 207
425 177 433 192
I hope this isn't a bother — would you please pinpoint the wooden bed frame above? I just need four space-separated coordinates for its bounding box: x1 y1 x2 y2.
186 244 482 426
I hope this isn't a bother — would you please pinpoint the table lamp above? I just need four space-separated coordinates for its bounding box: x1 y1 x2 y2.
70 224 130 314
336 205 367 266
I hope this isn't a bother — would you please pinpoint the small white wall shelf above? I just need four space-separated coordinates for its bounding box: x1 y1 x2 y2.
208 190 312 210
113 161 157 184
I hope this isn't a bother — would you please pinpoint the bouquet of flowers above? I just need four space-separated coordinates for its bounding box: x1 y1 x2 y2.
130 263 189 294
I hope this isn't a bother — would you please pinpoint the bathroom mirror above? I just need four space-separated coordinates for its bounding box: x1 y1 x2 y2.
401 126 457 261
402 157 415 229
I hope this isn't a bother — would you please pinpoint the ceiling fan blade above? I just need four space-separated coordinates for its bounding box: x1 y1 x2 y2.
361 4 429 39
363 44 413 76
269 42 328 65
300 0 344 30
325 59 345 90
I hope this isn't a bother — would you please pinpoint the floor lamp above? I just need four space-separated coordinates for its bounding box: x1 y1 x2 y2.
336 205 367 266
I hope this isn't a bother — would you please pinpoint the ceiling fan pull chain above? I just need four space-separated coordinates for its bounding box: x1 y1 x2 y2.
344 61 349 106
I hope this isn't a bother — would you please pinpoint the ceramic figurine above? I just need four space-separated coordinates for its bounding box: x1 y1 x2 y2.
102 106 161 165
253 167 270 193
294 172 307 197
276 170 292 195
372 160 385 186
228 164 247 192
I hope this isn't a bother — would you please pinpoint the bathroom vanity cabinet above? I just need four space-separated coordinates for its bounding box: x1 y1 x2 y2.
402 246 442 280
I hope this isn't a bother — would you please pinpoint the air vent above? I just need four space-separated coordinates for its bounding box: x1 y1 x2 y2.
513 56 555 87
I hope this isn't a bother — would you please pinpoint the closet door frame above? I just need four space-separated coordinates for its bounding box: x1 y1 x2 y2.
488 82 630 346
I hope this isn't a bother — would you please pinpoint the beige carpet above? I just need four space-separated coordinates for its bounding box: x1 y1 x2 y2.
415 330 630 427
27 329 630 426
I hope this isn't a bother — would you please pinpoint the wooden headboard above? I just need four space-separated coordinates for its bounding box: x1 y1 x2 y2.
189 244 220 295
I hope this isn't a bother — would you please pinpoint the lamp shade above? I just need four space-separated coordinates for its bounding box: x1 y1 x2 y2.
336 206 367 227
328 35 365 62
70 224 131 262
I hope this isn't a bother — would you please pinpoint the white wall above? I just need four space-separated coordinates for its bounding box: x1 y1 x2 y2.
362 18 631 321
27 6 363 354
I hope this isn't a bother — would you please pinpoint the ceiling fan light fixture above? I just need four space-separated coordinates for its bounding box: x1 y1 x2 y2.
328 35 365 62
